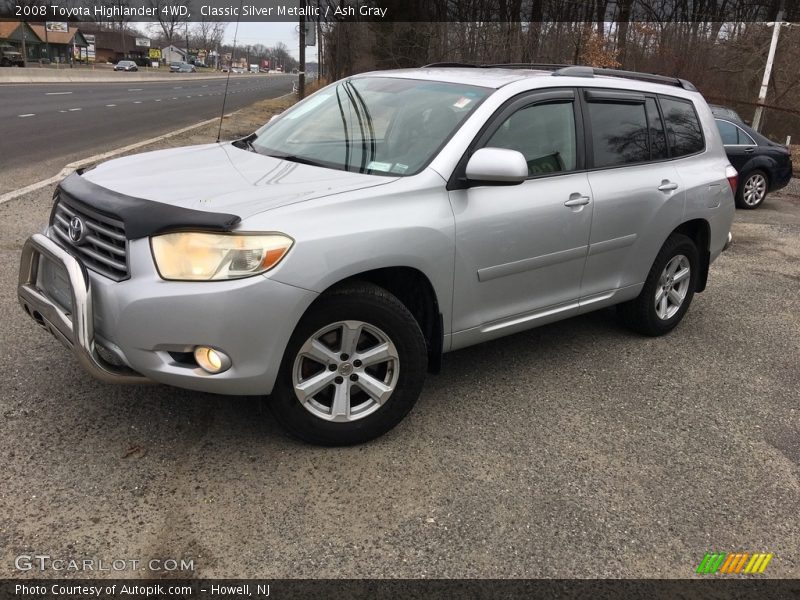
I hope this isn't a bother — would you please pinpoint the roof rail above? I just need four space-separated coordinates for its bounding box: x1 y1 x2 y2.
423 62 573 71
482 63 573 70
553 66 698 92
423 62 479 68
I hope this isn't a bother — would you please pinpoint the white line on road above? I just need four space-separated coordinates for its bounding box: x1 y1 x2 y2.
45 92 72 95
68 108 82 111
106 104 116 107
18 113 35 117
128 88 143 91
133 101 142 104
154 99 161 102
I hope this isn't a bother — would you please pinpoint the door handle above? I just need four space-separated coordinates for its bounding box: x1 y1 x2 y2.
745 147 755 153
564 193 590 207
658 181 679 192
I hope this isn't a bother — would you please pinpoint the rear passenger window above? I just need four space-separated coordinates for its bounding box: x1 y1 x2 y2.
486 101 577 176
646 98 668 160
660 97 704 157
587 102 649 168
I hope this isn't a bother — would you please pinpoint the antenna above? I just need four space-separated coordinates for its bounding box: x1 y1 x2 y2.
216 1 243 143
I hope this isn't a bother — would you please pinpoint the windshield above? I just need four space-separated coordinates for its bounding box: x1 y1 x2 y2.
250 77 490 176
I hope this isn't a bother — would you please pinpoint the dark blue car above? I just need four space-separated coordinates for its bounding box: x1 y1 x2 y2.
715 117 793 209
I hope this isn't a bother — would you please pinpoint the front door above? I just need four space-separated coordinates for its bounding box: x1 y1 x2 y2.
448 90 593 343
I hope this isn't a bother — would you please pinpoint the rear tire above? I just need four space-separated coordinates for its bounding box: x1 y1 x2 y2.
618 234 699 336
268 281 427 446
736 169 768 209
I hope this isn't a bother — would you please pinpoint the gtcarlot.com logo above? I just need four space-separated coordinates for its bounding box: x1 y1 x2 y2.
14 554 195 572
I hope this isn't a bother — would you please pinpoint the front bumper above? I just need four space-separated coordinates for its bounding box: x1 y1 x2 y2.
18 233 148 384
18 232 319 394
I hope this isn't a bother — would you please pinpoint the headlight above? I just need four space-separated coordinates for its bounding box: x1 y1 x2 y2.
150 232 293 281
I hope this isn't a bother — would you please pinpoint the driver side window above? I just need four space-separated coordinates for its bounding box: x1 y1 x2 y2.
486 101 577 177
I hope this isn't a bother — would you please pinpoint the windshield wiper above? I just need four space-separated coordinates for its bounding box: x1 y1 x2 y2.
268 153 328 168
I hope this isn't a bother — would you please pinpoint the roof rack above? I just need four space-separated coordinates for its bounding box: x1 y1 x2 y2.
553 66 698 92
423 62 573 71
421 62 698 92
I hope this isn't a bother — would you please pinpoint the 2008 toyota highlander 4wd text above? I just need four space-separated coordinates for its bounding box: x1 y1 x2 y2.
18 65 735 445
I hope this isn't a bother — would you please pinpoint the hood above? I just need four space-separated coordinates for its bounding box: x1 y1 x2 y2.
82 143 398 219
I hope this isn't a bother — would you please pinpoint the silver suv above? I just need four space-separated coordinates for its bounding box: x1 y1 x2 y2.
19 65 735 445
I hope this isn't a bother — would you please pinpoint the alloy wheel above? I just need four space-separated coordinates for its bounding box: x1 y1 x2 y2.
292 320 400 422
655 255 691 320
743 173 767 207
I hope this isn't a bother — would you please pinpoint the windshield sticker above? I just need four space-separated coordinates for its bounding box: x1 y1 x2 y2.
453 97 472 109
367 161 393 172
391 163 409 174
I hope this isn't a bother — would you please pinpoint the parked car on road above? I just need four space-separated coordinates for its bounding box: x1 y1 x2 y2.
0 43 24 67
715 117 793 208
18 65 735 445
170 62 196 73
113 60 138 72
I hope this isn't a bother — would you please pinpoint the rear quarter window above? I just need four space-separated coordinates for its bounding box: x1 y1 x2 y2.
660 97 704 157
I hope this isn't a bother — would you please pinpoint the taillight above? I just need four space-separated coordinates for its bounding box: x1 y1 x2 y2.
725 165 738 194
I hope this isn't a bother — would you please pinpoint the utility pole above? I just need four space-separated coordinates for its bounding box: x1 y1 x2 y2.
21 23 27 67
299 0 306 98
752 4 785 132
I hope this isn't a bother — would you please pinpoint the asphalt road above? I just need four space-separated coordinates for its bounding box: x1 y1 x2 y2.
0 179 798 578
0 75 294 187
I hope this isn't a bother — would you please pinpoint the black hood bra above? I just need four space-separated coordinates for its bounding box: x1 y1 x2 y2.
57 172 242 240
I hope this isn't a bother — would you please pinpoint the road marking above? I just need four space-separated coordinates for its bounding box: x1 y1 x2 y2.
106 104 116 107
133 101 142 104
45 91 72 95
128 88 143 91
171 97 178 99
68 108 82 111
202 84 208 87
154 99 161 102
173 86 182 89
18 113 35 117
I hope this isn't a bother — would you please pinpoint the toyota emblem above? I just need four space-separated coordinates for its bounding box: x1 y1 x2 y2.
68 216 86 244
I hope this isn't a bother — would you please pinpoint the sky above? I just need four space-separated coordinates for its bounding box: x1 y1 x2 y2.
223 22 301 58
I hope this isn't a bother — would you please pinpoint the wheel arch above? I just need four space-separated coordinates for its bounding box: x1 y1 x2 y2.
671 219 711 292
318 267 444 374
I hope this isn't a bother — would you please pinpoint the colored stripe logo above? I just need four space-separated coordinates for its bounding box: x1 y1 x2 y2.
696 552 773 574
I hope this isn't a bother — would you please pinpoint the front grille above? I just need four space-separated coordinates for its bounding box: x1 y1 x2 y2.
51 195 129 281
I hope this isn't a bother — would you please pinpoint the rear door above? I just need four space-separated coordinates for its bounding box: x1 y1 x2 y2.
716 118 757 172
580 91 688 301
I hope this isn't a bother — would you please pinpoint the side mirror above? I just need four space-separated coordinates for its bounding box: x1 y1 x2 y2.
465 148 528 185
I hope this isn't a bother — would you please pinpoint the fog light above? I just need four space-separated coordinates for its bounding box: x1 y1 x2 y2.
194 346 231 374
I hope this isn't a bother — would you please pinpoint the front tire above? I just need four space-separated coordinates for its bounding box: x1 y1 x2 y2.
268 282 428 446
618 234 699 336
736 169 768 209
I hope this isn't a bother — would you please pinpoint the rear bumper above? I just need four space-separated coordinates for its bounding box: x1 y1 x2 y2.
723 231 733 252
18 233 148 384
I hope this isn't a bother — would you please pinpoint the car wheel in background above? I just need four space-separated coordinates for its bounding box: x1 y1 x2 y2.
618 233 699 337
736 169 768 209
268 282 428 446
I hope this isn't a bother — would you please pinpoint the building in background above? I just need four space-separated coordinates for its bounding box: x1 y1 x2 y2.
161 45 188 64
28 23 88 64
